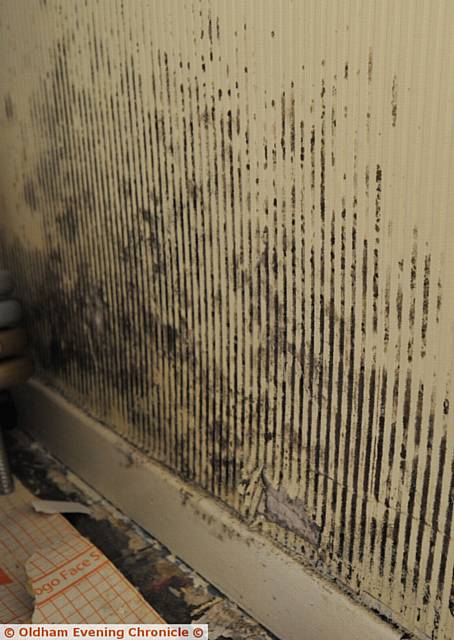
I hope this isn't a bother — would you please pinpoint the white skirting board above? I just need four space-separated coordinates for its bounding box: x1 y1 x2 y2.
13 380 402 640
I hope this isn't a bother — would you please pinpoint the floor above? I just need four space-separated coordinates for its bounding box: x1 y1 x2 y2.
5 428 276 640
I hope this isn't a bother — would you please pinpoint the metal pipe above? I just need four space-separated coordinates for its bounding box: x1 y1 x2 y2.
0 270 31 493
0 424 13 494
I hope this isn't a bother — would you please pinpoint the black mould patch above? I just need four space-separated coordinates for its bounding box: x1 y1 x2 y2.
23 179 38 211
4 94 14 120
391 75 398 127
56 205 79 242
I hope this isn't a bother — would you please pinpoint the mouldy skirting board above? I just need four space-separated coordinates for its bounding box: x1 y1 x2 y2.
14 379 401 640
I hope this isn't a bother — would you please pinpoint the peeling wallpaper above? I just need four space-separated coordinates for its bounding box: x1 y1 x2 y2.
1 1 454 637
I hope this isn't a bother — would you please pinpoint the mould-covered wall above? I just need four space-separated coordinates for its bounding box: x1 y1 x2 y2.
1 1 454 637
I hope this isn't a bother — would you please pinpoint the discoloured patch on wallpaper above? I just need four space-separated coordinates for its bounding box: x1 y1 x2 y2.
1 1 454 638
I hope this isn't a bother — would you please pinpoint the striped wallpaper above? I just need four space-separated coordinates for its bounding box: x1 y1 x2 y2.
1 1 454 637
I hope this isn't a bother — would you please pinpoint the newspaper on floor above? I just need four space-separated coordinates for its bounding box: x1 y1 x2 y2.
0 480 164 624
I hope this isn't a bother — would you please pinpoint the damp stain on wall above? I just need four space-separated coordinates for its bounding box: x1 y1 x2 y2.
1 2 454 639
